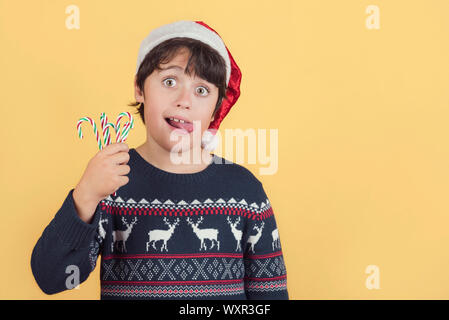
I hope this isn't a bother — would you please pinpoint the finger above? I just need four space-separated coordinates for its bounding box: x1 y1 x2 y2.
102 142 129 156
116 164 131 176
118 175 129 187
111 151 130 165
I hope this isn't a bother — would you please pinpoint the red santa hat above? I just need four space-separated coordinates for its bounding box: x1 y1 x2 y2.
135 20 242 151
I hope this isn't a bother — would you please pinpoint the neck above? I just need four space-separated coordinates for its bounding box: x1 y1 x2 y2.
135 136 213 174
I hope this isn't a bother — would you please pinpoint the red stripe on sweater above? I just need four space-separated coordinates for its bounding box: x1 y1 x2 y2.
102 252 243 260
100 203 272 220
101 279 243 285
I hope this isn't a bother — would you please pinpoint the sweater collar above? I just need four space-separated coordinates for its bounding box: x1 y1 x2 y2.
129 148 221 184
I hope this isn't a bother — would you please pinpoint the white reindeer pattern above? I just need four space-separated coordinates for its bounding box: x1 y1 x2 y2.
271 228 280 250
98 217 108 240
246 221 265 254
111 217 137 253
186 217 220 251
105 213 277 254
146 217 180 252
227 217 243 251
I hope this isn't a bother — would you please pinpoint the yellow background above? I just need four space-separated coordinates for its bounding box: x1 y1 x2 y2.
1 0 448 299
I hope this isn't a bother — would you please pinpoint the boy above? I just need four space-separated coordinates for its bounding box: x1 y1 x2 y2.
31 20 288 300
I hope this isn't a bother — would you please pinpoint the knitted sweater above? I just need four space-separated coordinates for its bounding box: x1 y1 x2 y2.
31 148 288 300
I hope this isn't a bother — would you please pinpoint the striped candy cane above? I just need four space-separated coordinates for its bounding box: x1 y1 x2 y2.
100 113 108 146
118 121 132 143
77 117 102 150
114 112 134 195
115 112 134 143
77 112 134 198
100 112 116 147
104 123 116 146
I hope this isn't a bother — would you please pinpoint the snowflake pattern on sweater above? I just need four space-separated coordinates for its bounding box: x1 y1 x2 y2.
31 149 288 300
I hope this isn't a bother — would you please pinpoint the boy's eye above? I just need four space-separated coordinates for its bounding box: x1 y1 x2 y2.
196 86 210 96
163 78 176 87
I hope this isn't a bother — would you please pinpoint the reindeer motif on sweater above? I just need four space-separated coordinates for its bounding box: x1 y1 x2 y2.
146 217 180 252
246 221 265 254
111 217 137 253
227 217 243 251
186 217 220 251
98 217 108 240
271 228 280 250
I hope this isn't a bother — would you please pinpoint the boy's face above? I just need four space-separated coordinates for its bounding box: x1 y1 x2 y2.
134 48 219 153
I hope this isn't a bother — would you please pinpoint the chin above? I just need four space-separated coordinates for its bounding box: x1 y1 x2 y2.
160 136 191 154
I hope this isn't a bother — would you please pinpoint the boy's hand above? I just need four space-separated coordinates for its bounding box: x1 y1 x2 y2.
73 143 130 223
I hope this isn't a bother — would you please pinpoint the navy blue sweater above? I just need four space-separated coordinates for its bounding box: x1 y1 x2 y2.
31 148 288 300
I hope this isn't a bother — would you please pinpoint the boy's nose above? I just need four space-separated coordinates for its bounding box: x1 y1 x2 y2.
175 87 191 110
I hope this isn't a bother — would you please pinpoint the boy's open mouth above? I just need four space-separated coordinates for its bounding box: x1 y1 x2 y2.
164 117 194 133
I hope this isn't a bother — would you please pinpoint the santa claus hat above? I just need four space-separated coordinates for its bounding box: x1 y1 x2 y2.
135 20 242 151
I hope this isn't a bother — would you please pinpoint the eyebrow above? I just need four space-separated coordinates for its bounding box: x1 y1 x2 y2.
158 65 184 72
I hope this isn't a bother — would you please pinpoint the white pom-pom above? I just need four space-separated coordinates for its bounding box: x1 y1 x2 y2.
201 129 219 151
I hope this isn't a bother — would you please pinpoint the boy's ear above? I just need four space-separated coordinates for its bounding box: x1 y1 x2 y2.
134 76 144 103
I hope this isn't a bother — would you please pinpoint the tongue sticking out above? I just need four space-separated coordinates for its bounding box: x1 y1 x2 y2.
167 119 194 133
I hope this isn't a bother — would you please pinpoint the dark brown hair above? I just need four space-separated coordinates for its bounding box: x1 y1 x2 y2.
128 37 228 124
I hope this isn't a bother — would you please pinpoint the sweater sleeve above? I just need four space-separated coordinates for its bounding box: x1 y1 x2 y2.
30 188 104 295
243 182 289 300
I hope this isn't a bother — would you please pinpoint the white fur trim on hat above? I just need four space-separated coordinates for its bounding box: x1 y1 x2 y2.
201 129 219 151
136 20 231 86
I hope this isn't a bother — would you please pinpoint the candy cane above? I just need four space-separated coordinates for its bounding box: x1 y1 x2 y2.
115 112 134 142
113 112 134 196
104 123 116 146
100 113 107 146
77 117 102 150
100 113 116 147
118 121 132 143
115 112 134 143
78 113 134 197
100 113 118 196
